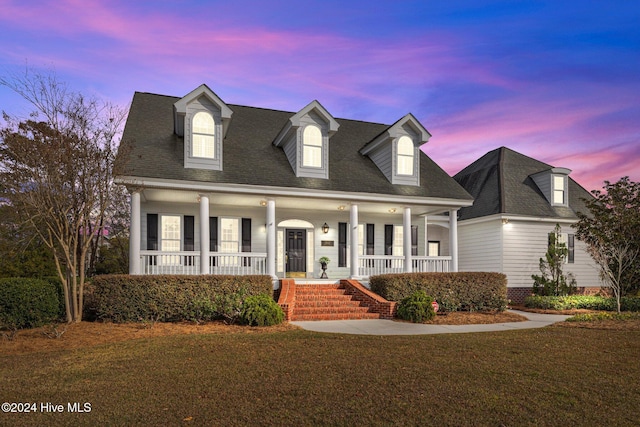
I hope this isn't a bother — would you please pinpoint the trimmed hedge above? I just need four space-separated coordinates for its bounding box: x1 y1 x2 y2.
370 272 508 312
0 278 62 329
524 295 640 312
88 275 273 323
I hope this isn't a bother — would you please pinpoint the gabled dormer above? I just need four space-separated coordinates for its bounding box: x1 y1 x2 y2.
174 84 233 171
273 100 339 179
531 167 571 207
360 113 431 186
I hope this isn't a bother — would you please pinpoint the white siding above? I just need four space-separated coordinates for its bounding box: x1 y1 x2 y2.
502 220 602 288
458 219 503 273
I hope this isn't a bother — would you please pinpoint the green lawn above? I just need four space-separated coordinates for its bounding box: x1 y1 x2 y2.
1 325 639 426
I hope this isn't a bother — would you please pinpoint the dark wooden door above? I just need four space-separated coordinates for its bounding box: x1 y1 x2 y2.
286 229 306 273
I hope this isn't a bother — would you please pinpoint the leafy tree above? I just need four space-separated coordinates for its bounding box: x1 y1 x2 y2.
532 224 577 296
574 177 640 312
0 68 126 322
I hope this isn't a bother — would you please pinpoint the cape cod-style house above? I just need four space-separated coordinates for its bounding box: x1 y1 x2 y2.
116 84 474 283
453 147 602 302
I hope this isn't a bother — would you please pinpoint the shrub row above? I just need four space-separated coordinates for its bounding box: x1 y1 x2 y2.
370 272 508 312
396 290 436 323
524 295 640 312
0 278 62 329
88 275 274 323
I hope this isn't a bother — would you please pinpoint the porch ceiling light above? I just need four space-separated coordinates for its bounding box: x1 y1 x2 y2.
260 200 267 206
337 205 345 211
388 208 396 213
322 222 329 233
502 218 509 225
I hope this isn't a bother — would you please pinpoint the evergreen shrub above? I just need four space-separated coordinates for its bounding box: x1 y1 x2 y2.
89 275 273 323
396 290 436 323
240 294 285 326
370 272 507 312
0 278 62 329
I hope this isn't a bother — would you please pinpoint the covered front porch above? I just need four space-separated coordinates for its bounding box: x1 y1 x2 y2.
127 180 468 281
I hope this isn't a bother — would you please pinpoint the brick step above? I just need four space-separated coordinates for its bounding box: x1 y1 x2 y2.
294 300 366 308
295 293 354 302
292 312 381 321
294 286 344 294
293 306 371 315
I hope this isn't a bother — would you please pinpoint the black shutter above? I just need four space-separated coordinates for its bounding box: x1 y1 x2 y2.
183 216 195 266
568 234 575 263
411 225 418 256
210 217 218 267
385 225 393 255
210 217 218 251
242 218 252 266
184 216 195 251
147 214 158 250
338 222 347 267
366 224 375 255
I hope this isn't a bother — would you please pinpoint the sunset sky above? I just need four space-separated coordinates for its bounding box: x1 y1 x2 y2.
1 0 638 193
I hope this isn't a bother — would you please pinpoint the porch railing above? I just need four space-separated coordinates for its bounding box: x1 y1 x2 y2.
140 251 267 275
359 255 452 277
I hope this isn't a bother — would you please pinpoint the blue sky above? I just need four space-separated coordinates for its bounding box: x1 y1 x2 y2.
1 0 638 192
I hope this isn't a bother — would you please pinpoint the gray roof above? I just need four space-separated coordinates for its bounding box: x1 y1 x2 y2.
453 147 593 220
118 91 472 201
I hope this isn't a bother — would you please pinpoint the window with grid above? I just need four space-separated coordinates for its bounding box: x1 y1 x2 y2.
192 111 215 159
302 125 322 167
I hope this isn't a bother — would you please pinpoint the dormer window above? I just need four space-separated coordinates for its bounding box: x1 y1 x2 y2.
530 167 571 207
302 125 323 168
174 84 232 171
192 112 216 159
273 100 339 179
553 175 567 205
360 114 429 187
397 136 415 176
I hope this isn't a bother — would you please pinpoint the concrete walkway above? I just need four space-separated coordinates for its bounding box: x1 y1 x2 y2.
290 310 571 335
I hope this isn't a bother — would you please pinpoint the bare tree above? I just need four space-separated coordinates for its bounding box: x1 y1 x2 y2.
0 68 126 322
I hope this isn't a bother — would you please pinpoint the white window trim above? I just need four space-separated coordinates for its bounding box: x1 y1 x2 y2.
192 111 216 159
302 124 323 169
552 175 568 206
396 136 415 176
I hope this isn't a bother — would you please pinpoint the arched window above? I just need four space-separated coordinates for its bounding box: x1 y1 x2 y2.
302 125 322 168
192 112 215 159
397 136 414 175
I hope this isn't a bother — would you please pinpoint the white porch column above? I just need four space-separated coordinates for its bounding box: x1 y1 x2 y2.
266 198 276 279
199 194 210 274
129 190 141 274
349 203 359 279
403 207 412 273
449 209 459 272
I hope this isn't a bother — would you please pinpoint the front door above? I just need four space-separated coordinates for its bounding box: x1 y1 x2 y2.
286 229 306 277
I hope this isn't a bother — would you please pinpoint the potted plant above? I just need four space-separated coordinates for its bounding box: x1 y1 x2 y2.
319 257 330 279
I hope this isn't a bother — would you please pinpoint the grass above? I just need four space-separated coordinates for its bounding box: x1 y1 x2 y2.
1 321 639 426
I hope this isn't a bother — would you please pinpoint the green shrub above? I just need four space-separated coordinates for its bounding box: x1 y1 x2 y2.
240 294 285 326
370 272 508 312
567 312 640 322
0 278 62 329
396 290 436 323
89 275 273 323
524 295 640 312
